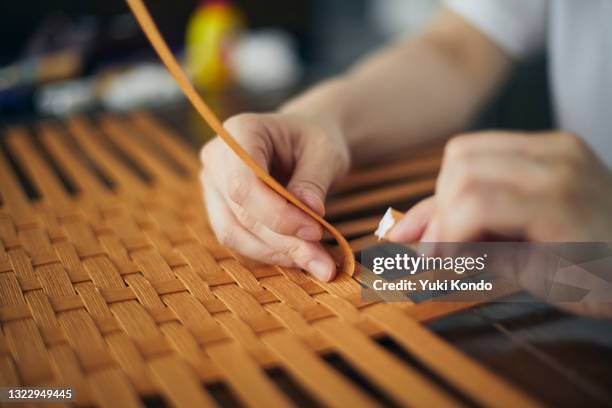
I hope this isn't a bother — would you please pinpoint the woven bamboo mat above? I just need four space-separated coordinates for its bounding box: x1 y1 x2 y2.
0 111 539 407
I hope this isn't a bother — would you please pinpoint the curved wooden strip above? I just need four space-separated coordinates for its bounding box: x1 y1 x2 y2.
125 0 354 277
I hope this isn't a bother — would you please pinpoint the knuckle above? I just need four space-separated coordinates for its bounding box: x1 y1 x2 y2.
267 210 288 234
216 227 237 248
445 135 472 158
550 163 578 199
232 204 257 231
559 131 582 149
316 137 350 174
223 113 262 135
458 161 478 182
461 187 487 212
227 175 250 205
269 252 292 267
557 162 575 183
558 132 586 160
285 240 310 265
294 179 326 199
334 147 351 177
455 169 481 197
199 140 216 163
521 171 547 194
453 184 492 221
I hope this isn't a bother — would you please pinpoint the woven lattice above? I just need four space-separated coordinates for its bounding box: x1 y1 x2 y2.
0 112 537 407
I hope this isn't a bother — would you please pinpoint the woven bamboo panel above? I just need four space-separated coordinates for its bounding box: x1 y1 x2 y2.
0 111 538 407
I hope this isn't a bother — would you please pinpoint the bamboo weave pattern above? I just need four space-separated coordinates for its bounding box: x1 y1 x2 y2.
0 112 538 407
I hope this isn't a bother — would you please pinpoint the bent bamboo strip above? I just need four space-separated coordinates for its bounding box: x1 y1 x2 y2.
125 0 355 276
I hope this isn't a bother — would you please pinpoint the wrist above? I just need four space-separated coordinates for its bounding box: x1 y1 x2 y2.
280 77 354 142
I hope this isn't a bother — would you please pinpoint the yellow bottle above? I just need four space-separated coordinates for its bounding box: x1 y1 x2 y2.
185 0 243 91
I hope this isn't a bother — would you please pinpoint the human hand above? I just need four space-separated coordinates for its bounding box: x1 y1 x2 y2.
200 113 350 281
388 131 612 317
389 131 612 243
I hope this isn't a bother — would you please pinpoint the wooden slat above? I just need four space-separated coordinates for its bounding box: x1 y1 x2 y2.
38 124 109 198
0 141 34 220
335 156 441 193
5 128 71 208
149 356 218 408
365 305 542 408
130 111 200 174
333 214 381 238
263 331 380 408
98 115 184 187
89 368 143 408
207 342 293 407
315 319 462 408
67 117 148 194
327 178 436 218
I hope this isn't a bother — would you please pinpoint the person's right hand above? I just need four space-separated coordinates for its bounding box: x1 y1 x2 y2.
200 112 350 281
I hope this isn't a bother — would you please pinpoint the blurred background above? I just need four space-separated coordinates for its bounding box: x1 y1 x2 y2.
0 0 551 144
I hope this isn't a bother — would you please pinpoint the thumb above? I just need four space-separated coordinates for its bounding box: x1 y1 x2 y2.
387 196 436 243
287 147 340 217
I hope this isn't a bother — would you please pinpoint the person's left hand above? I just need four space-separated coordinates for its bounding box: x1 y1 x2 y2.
389 131 612 243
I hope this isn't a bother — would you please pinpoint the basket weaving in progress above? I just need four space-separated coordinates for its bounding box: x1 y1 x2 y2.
0 111 541 407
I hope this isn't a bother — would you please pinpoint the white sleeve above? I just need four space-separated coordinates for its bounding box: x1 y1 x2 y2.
443 0 548 60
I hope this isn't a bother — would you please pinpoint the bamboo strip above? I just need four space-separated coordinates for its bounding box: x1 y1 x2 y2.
315 319 463 407
207 342 293 407
130 111 200 174
365 305 542 408
327 178 436 218
334 156 441 193
263 331 380 408
125 0 355 277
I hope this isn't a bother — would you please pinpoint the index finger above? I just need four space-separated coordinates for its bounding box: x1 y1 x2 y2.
203 138 323 241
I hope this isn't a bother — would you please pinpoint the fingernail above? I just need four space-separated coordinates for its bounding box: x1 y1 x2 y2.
307 259 332 281
297 226 322 241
